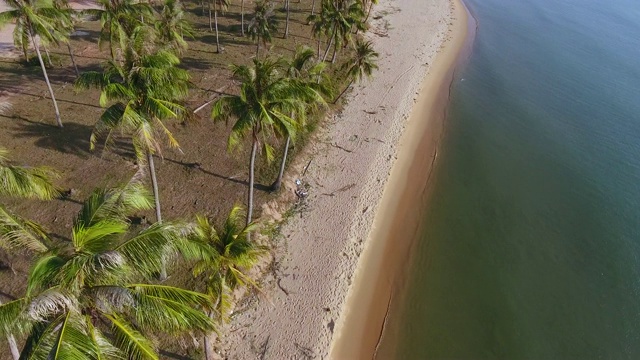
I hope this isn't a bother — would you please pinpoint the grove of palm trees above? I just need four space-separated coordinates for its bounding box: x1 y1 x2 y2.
0 0 379 358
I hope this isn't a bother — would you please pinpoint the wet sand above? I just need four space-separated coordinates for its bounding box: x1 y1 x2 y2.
328 0 471 358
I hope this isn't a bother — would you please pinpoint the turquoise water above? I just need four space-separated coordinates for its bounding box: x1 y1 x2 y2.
378 0 640 358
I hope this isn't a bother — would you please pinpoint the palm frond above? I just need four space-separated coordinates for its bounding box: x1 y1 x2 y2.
0 205 49 253
106 314 158 360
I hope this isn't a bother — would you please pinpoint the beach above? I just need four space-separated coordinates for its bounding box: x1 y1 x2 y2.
216 0 469 358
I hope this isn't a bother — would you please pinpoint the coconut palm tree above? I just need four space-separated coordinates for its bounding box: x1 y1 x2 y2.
0 179 216 359
0 0 73 128
0 149 58 360
89 0 154 60
269 46 330 192
247 0 278 58
211 58 312 227
75 27 190 228
311 0 364 63
178 206 265 360
156 0 194 54
208 0 229 53
334 38 378 103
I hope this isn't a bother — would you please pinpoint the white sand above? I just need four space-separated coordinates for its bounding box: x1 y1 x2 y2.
216 0 467 358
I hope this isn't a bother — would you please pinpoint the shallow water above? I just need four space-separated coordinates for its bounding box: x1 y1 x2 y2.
377 0 640 358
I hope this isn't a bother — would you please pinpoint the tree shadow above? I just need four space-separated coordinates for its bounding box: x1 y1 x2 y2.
158 350 193 360
10 118 93 157
10 117 136 159
164 158 271 191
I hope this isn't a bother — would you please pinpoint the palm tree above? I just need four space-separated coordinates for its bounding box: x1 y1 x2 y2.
0 0 73 128
311 0 364 63
269 46 330 192
89 0 154 60
179 206 265 360
208 0 229 53
334 38 378 103
75 27 190 228
247 0 278 58
0 149 58 360
211 58 310 227
0 179 216 359
156 0 194 54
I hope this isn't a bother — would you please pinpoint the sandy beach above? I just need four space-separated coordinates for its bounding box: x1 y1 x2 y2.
216 0 469 358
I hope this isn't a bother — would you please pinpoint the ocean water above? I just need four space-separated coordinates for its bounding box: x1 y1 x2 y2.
377 0 640 358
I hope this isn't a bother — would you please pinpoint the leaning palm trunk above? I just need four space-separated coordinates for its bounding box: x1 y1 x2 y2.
322 26 336 62
43 44 53 67
284 0 290 38
255 34 260 58
66 42 79 78
31 32 63 128
334 79 354 103
247 137 258 227
0 299 20 360
270 135 290 192
241 0 245 36
147 151 162 223
365 1 375 23
203 311 216 360
215 6 220 52
147 151 167 280
331 43 338 63
311 0 316 15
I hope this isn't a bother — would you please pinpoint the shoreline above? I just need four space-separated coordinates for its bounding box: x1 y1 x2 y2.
329 0 472 357
217 0 468 358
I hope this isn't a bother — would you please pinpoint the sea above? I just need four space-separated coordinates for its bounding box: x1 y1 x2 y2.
376 0 640 358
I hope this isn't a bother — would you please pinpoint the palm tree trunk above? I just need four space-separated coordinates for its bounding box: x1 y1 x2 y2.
311 0 316 15
209 2 213 32
0 299 19 360
203 311 216 360
201 0 205 15
66 42 79 78
270 135 290 192
247 137 258 226
148 151 167 280
31 33 62 128
334 79 353 103
365 1 375 23
284 0 290 39
322 26 336 62
215 7 220 53
241 0 245 36
255 35 260 58
317 38 321 58
331 43 338 63
147 151 162 223
43 44 53 67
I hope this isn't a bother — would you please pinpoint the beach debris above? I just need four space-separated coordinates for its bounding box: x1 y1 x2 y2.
295 179 308 199
294 342 315 359
322 183 356 197
331 142 354 153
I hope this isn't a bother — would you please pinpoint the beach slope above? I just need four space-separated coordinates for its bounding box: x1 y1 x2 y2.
217 0 464 358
